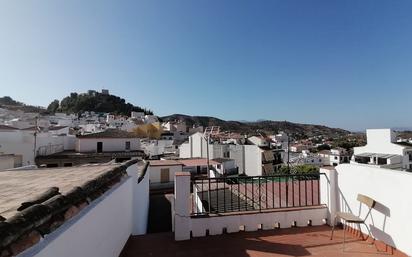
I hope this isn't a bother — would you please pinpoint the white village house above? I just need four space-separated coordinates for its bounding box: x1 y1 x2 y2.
351 128 412 171
76 129 140 153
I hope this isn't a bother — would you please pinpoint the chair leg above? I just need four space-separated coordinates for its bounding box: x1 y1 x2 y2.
357 223 364 240
363 223 374 244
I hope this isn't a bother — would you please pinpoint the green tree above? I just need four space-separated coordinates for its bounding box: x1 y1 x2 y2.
47 99 60 113
316 144 331 152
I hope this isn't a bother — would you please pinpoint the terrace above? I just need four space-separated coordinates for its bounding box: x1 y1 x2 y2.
170 165 409 256
121 226 401 257
1 161 410 257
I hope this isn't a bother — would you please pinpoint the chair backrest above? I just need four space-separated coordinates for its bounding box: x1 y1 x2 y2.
357 194 376 209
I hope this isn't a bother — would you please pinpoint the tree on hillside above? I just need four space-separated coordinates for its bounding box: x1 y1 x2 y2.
47 99 60 113
52 91 153 116
0 96 21 106
316 144 331 152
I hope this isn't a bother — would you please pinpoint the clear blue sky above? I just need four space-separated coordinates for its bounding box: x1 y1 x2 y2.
1 0 411 131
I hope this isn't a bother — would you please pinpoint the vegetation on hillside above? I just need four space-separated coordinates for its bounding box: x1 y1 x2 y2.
51 90 153 115
331 134 366 150
0 96 46 113
162 114 349 138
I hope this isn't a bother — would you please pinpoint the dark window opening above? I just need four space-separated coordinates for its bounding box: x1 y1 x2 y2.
97 142 103 153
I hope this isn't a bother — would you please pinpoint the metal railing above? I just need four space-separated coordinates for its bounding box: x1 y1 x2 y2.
191 173 324 216
36 144 64 156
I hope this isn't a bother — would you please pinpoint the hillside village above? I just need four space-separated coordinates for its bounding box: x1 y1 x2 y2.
0 89 374 174
1 90 412 257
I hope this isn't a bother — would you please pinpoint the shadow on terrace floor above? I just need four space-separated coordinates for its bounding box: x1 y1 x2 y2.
120 225 393 257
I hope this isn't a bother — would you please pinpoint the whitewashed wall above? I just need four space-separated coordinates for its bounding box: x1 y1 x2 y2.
335 163 412 256
0 131 71 165
149 165 183 183
244 145 262 176
0 131 35 165
179 143 191 158
63 135 76 150
22 178 134 257
76 138 140 152
0 155 15 170
354 129 404 156
127 163 150 235
190 208 327 237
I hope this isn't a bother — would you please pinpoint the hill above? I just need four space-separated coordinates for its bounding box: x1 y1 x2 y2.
49 90 153 115
0 96 46 113
161 114 349 138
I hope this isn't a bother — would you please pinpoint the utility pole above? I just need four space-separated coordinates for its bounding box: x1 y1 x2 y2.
205 134 211 213
33 116 38 165
287 133 290 172
206 135 210 178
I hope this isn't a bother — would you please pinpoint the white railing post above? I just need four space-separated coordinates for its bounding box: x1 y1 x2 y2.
174 172 191 240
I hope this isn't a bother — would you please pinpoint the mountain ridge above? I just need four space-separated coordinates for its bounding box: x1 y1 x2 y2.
161 113 350 137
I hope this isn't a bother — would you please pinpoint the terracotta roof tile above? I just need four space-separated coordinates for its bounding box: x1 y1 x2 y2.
77 129 136 139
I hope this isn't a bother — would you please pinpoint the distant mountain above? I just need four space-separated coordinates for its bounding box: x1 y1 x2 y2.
161 114 350 138
0 96 46 113
51 90 153 116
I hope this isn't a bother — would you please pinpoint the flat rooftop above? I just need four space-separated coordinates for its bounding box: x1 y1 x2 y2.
121 226 402 257
0 164 122 218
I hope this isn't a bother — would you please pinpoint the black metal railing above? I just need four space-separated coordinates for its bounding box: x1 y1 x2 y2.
191 173 324 216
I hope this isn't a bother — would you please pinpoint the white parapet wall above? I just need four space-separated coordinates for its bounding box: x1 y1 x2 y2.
174 172 328 241
127 163 150 235
335 163 412 256
190 207 327 238
22 177 134 257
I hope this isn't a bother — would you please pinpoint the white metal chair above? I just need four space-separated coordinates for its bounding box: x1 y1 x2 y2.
330 194 376 250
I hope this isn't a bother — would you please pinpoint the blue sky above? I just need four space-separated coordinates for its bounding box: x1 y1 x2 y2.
0 0 411 131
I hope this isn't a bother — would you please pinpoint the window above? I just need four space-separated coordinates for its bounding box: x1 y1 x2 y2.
125 141 131 151
377 158 387 165
46 163 58 168
334 156 338 160
97 142 103 153
160 168 170 183
63 163 72 167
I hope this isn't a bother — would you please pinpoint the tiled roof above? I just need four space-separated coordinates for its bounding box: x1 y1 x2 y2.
0 125 19 131
212 158 233 163
318 150 332 155
77 128 137 139
178 158 219 167
48 126 68 131
149 160 183 166
0 160 143 256
394 141 412 147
